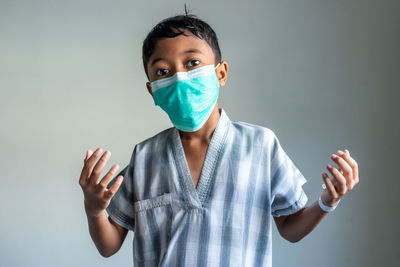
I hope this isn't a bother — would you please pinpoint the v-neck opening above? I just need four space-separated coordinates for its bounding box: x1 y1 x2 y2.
171 108 231 208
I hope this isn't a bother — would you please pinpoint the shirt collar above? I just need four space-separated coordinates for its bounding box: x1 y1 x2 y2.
216 107 231 135
171 107 231 206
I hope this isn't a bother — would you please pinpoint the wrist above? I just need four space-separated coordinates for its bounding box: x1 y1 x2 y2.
84 200 104 219
318 196 340 213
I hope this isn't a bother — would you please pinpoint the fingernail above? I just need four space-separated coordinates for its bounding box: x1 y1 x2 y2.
331 154 337 159
327 164 332 169
338 150 344 155
345 149 350 155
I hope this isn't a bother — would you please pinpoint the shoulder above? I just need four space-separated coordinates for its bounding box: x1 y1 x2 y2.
227 119 282 162
134 127 174 153
230 120 278 144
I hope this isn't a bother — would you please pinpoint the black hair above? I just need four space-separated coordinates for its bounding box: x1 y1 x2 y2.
142 5 222 80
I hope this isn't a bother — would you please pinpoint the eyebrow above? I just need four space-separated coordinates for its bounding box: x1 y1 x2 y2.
150 49 203 67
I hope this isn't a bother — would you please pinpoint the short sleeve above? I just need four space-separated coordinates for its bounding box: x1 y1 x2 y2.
105 148 136 231
270 133 308 217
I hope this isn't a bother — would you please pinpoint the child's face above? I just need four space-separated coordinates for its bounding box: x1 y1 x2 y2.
145 30 228 97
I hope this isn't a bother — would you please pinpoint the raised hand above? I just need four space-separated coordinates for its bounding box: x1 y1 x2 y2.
320 149 359 207
79 147 124 218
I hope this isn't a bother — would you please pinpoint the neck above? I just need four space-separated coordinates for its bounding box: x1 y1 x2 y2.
178 102 221 142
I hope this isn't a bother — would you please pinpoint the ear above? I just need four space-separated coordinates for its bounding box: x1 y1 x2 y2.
216 61 228 87
146 82 153 98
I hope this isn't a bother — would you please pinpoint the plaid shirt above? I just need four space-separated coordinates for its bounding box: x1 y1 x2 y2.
106 107 308 267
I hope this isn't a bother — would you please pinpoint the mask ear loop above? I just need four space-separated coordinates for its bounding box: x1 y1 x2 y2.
214 62 222 84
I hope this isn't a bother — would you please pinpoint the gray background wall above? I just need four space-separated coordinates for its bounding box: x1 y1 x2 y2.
1 0 399 266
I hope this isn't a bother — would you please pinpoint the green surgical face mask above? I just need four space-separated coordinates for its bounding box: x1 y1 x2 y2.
150 63 220 132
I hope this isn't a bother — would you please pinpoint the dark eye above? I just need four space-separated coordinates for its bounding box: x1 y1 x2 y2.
156 69 169 76
188 59 200 67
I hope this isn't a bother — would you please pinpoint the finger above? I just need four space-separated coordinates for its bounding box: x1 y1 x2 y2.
81 147 103 181
345 149 359 185
322 172 339 199
327 164 347 195
79 148 101 187
79 150 91 187
338 149 359 185
104 175 124 200
89 150 111 186
98 164 120 191
84 149 94 163
330 154 353 189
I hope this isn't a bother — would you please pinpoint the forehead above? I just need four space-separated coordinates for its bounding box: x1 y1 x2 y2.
150 31 214 62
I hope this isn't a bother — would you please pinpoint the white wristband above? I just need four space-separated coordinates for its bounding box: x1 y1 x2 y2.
318 196 340 212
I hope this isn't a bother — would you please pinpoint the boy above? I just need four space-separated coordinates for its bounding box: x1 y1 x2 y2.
79 12 359 267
